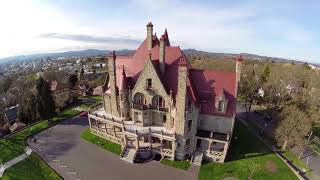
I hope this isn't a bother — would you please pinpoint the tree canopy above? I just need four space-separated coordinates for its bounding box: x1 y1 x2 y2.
35 76 55 120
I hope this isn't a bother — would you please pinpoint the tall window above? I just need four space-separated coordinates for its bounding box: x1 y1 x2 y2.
186 139 191 149
147 78 152 88
163 115 167 123
152 96 165 109
134 93 145 105
187 120 192 132
218 101 224 112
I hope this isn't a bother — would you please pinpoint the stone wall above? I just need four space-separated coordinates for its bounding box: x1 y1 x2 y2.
199 114 234 135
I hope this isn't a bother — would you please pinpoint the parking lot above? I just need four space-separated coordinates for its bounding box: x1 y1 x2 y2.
27 117 197 180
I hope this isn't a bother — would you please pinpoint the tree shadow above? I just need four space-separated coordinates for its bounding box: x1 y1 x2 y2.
225 121 272 162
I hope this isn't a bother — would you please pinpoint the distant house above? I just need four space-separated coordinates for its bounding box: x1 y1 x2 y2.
9 122 26 133
0 128 9 138
72 80 95 96
50 81 73 112
4 105 19 125
92 86 102 96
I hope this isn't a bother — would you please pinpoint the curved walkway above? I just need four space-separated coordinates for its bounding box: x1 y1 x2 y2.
27 116 197 180
0 147 32 177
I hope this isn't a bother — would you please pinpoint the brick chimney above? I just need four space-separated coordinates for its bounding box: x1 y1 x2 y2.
146 22 153 50
159 35 166 74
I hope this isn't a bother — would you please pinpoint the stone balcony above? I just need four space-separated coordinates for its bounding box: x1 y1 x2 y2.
88 107 175 141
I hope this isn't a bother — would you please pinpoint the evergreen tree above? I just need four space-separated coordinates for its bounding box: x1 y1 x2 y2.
0 100 5 126
35 77 55 120
68 74 78 88
260 64 270 84
79 67 84 80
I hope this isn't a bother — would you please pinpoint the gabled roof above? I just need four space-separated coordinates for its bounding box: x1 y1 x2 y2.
189 69 236 117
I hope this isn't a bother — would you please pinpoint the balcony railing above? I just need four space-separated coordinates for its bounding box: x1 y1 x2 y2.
132 103 147 110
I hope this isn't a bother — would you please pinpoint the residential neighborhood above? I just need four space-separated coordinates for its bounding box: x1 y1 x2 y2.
1 1 320 180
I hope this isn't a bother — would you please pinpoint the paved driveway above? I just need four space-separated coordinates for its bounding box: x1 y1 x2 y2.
27 117 198 180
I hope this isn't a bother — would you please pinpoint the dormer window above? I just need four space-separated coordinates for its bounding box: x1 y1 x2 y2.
218 101 224 112
215 90 229 113
147 78 152 89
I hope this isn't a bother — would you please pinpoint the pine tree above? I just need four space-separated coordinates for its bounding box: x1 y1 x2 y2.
79 67 84 80
0 100 5 126
68 74 78 88
35 77 55 120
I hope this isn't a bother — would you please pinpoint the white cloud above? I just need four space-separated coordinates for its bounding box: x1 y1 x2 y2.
0 0 318 63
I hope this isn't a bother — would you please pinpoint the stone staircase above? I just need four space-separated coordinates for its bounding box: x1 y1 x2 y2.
192 151 203 166
120 147 137 164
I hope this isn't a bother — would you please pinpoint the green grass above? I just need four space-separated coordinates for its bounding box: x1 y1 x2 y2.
283 151 310 174
160 158 191 170
199 122 298 180
1 154 61 180
313 123 320 137
81 128 122 155
78 96 102 102
310 139 320 156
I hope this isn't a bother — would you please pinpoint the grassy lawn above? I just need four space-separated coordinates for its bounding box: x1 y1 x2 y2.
313 123 320 137
81 128 122 155
160 158 191 170
78 95 102 102
1 105 81 179
310 138 320 156
283 151 310 173
199 122 298 180
1 154 61 180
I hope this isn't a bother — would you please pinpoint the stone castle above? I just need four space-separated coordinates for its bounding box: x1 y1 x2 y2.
88 22 241 164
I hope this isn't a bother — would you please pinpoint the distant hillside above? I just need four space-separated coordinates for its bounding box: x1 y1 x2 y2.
0 49 135 63
1 48 318 67
183 49 318 66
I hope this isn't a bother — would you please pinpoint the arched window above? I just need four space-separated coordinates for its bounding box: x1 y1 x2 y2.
152 95 165 109
134 93 145 105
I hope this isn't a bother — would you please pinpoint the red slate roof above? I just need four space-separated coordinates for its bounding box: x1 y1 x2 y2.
189 69 237 117
107 27 237 117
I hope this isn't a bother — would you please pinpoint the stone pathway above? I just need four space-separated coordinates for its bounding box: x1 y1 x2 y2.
0 146 33 177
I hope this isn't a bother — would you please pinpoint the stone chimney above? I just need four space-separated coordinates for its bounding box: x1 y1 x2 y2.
235 54 243 96
159 35 166 74
174 56 188 160
107 51 119 116
146 22 153 50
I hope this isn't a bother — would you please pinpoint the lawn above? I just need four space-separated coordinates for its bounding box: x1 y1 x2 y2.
160 158 191 170
1 105 81 179
78 95 102 102
81 128 122 155
1 154 61 180
283 151 310 173
313 122 320 137
199 122 298 180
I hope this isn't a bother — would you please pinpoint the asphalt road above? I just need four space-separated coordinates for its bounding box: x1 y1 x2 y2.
27 117 198 180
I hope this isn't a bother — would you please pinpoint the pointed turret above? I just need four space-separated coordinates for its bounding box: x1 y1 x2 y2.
119 65 128 91
119 65 129 118
164 28 170 46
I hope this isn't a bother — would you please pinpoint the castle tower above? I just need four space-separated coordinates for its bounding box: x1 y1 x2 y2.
146 22 153 50
108 51 120 116
159 35 166 75
119 65 129 119
175 56 188 160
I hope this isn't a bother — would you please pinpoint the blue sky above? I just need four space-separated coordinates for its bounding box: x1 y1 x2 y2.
0 0 319 63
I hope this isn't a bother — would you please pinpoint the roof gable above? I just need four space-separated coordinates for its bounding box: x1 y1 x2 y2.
132 57 168 96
